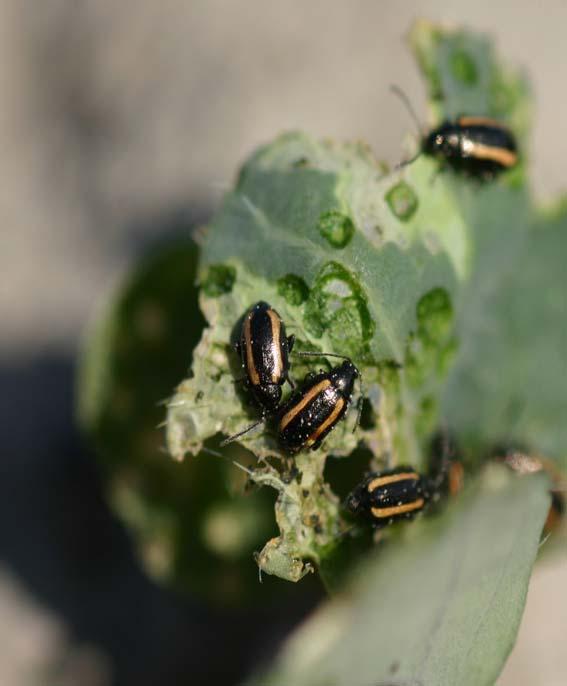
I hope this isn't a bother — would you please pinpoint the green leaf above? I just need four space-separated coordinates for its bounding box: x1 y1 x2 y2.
166 134 471 577
446 205 567 469
77 240 285 605
76 19 566 684
409 19 531 146
247 468 550 686
405 22 567 476
165 19 551 582
78 240 206 463
408 23 566 471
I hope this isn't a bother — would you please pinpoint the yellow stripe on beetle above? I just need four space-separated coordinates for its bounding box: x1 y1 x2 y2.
371 498 425 519
462 140 517 167
279 379 332 431
243 314 260 386
305 397 345 446
367 471 419 493
267 308 282 382
457 116 508 129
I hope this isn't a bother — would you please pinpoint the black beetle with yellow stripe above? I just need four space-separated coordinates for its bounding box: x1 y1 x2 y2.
221 301 295 447
277 358 361 454
422 116 518 180
222 302 363 451
235 301 295 414
391 86 518 181
345 467 432 529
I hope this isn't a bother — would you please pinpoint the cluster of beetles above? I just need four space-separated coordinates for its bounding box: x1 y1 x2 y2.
218 110 565 535
223 300 462 530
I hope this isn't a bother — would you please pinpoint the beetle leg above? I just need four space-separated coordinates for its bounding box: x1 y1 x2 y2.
286 372 296 390
220 418 264 447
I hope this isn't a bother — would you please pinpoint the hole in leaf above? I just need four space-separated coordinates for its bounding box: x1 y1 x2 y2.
277 274 310 306
318 210 356 248
304 262 374 360
385 182 419 222
202 264 236 297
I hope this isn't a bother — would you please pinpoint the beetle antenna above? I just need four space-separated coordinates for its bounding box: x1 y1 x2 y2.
331 524 357 542
294 351 352 362
353 371 365 434
220 419 264 447
390 84 422 136
390 85 424 169
427 421 459 492
395 149 423 170
436 421 451 486
200 446 255 476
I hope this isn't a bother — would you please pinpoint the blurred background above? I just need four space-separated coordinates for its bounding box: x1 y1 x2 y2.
1 2 565 685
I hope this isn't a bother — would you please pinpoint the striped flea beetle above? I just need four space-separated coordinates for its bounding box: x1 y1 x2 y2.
422 116 518 180
221 301 294 447
236 301 295 414
277 357 362 454
345 467 432 529
344 435 461 529
392 85 518 180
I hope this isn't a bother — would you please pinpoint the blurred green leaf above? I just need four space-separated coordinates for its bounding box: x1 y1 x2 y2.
403 23 567 467
78 240 205 463
77 239 287 605
247 468 550 686
445 206 567 468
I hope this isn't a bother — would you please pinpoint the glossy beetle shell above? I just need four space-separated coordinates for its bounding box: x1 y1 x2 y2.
277 360 358 453
345 466 431 529
238 301 294 414
423 116 518 180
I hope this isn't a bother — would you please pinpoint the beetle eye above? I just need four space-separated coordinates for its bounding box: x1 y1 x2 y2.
435 134 443 146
